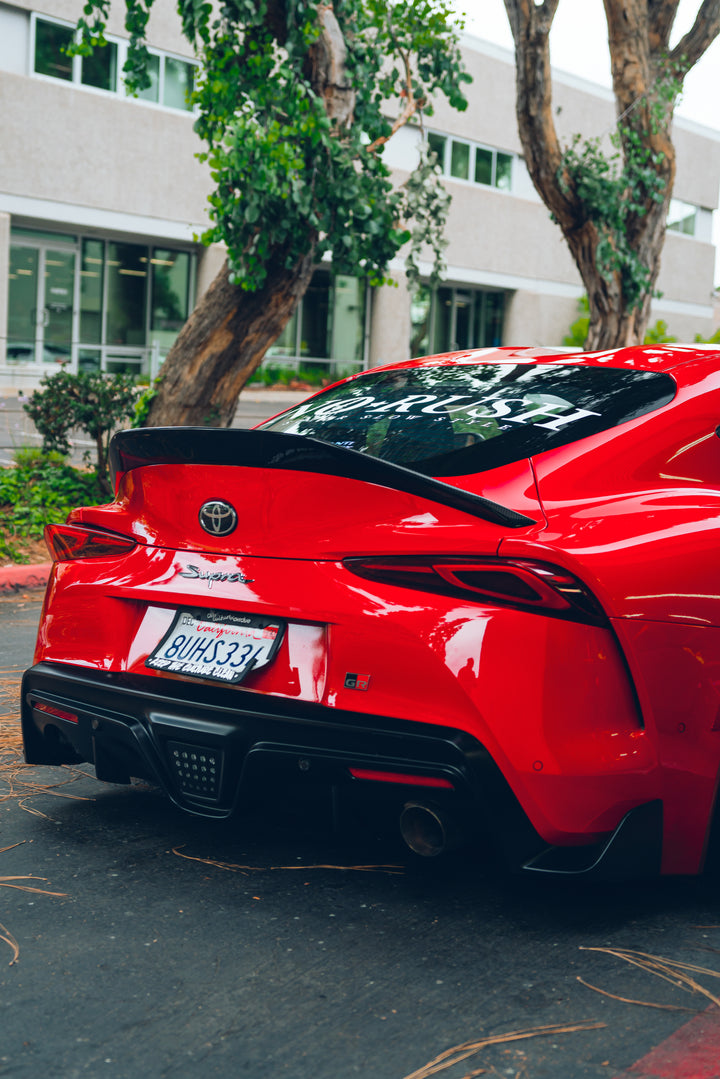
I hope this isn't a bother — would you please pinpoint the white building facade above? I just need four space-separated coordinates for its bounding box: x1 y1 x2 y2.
1 12 719 393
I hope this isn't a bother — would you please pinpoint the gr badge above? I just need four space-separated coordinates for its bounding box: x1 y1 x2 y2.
344 672 370 691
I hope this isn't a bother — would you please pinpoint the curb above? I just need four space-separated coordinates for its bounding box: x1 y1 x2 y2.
0 561 52 595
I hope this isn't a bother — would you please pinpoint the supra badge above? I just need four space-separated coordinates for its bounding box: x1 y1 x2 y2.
199 500 238 536
177 564 254 589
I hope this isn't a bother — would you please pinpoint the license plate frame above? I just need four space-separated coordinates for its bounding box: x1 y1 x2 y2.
146 608 285 685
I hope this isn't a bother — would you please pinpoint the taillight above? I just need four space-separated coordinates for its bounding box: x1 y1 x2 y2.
344 556 607 626
45 523 137 562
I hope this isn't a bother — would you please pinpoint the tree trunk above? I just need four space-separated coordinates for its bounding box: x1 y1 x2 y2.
503 0 719 349
144 1 352 428
145 247 316 427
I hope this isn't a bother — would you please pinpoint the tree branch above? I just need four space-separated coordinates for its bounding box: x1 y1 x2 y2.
502 0 574 224
306 3 356 127
366 47 422 153
648 0 681 53
669 0 720 71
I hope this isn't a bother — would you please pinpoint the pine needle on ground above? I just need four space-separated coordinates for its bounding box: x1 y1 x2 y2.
0 843 67 966
0 922 20 966
1 698 91 815
172 845 404 875
579 945 720 1010
401 1020 606 1079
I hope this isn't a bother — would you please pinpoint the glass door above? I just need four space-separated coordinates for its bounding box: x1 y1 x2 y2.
43 249 75 364
7 242 77 365
454 290 473 350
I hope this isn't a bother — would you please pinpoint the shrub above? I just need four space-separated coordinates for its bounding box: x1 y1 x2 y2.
23 370 137 494
0 452 105 561
695 327 720 345
564 296 678 348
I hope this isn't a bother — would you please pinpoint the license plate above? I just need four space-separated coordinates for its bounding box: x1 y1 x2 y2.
146 609 285 684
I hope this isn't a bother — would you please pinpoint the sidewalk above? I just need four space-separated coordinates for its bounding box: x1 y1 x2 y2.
0 388 311 467
0 561 52 595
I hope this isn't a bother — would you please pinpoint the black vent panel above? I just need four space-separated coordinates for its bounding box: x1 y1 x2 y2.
166 741 223 800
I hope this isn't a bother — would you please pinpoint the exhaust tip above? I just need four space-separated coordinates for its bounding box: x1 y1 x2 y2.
400 802 456 857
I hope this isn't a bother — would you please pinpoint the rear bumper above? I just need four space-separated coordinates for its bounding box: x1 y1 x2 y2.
21 662 664 878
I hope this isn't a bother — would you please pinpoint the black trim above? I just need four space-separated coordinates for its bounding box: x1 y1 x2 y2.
109 428 535 529
21 663 665 878
522 801 663 879
22 662 544 867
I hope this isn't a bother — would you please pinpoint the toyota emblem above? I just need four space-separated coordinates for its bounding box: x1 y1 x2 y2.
198 500 239 537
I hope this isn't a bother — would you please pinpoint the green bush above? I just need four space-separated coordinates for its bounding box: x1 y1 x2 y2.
695 327 720 344
563 296 590 349
564 296 679 348
133 375 163 427
0 452 105 562
246 363 358 388
23 370 137 494
644 319 677 344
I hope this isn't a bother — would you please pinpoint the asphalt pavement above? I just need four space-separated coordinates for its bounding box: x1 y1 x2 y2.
2 596 720 1078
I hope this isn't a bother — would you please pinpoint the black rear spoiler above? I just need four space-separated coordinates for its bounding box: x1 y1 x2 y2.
109 427 535 529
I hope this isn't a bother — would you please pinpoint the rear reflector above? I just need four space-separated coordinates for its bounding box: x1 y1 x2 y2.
33 701 79 724
45 523 137 562
349 768 454 789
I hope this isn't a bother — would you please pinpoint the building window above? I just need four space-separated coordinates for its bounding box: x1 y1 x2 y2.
34 18 73 80
7 247 41 363
450 140 471 181
265 269 366 373
151 250 192 350
80 239 104 345
132 53 195 110
32 15 196 112
163 57 195 109
427 133 515 192
106 242 148 347
82 39 118 92
667 198 697 236
410 286 506 357
7 228 196 375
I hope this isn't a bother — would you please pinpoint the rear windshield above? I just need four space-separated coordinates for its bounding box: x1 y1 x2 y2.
260 363 676 475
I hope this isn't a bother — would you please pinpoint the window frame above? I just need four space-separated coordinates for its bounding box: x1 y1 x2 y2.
427 130 516 193
30 12 198 113
667 197 699 238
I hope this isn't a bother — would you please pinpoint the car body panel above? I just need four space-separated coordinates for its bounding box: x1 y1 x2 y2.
71 456 545 560
22 344 720 877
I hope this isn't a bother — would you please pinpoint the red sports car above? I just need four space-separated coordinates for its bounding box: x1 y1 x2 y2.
21 345 720 877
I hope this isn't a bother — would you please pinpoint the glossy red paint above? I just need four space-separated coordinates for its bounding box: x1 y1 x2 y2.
23 344 720 878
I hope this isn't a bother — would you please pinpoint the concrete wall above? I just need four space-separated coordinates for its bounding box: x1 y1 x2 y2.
368 272 412 368
0 72 209 230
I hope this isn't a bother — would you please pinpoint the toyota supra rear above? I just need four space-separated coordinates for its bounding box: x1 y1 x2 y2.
21 345 720 877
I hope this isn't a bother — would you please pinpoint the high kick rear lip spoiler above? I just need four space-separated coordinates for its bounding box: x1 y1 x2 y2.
109 427 536 529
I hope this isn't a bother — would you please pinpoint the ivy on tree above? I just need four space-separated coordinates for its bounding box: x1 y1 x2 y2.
69 0 470 426
503 0 720 349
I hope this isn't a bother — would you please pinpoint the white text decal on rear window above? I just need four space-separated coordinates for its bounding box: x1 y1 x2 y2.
312 393 600 430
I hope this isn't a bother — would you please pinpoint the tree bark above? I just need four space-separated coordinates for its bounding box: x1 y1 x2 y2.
145 248 316 427
503 0 720 349
145 3 350 428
